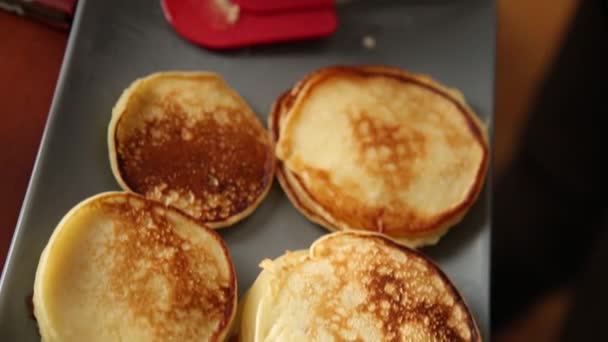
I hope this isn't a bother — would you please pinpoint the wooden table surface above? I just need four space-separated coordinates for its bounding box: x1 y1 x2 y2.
0 10 67 269
0 2 579 337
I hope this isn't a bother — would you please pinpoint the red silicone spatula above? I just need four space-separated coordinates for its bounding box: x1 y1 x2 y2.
161 0 338 50
233 0 334 13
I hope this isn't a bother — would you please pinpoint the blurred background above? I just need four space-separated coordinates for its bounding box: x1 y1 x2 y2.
1 0 605 340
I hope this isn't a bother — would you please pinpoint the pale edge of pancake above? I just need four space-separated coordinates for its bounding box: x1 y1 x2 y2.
236 230 481 341
107 71 276 229
33 191 238 342
270 65 489 247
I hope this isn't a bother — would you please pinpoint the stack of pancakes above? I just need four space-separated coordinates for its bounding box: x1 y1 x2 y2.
33 66 487 341
271 66 488 248
240 231 480 341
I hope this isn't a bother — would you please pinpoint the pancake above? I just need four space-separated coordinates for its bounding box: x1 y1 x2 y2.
240 231 481 341
33 192 237 342
271 65 489 247
109 72 275 229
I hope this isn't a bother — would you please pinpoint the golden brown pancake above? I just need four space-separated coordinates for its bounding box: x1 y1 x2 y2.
240 231 481 341
109 72 275 229
270 66 489 247
33 192 237 342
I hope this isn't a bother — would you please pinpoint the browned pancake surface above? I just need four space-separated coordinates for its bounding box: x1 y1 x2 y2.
271 66 488 244
241 231 481 341
99 194 236 340
312 232 480 341
33 192 237 342
112 73 275 227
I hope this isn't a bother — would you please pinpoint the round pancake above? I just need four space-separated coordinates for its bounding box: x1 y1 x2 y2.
240 231 481 341
271 66 489 247
33 192 237 342
109 72 275 229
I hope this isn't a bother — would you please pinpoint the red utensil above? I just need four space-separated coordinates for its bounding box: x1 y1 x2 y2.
161 0 338 50
233 0 334 13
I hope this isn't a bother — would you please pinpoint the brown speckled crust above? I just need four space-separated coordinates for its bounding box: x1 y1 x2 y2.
308 232 481 341
97 193 236 342
350 109 428 189
270 65 489 240
113 78 274 227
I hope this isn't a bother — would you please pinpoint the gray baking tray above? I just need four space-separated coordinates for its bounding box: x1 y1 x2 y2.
0 0 494 339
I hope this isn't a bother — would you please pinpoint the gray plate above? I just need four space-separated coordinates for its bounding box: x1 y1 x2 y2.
0 0 494 339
